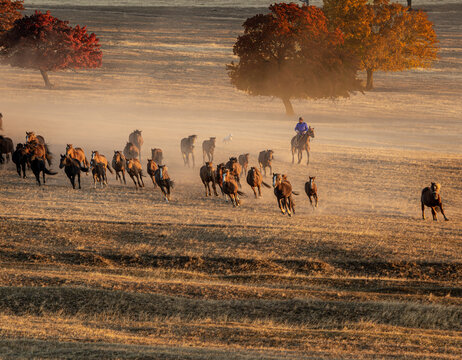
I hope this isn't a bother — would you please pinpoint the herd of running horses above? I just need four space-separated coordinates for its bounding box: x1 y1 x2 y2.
0 122 449 220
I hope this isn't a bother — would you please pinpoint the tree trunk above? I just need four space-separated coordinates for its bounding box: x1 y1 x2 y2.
407 0 412 9
366 69 374 90
40 70 53 89
281 97 295 116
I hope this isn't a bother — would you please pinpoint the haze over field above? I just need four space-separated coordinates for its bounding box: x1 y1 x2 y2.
0 1 461 359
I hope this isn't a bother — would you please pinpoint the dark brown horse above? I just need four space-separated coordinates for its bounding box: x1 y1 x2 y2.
222 168 245 207
129 130 143 160
421 183 448 221
151 148 163 165
238 153 249 176
305 176 318 209
112 151 127 184
0 135 14 164
202 137 216 163
31 157 57 186
91 159 107 188
226 157 242 186
126 158 145 189
23 142 47 164
200 161 218 197
291 127 315 165
123 142 139 160
258 150 274 177
147 159 158 187
216 163 226 196
246 167 271 198
0 113 2 131
155 165 174 202
12 144 27 178
273 173 297 216
59 154 88 189
180 135 197 167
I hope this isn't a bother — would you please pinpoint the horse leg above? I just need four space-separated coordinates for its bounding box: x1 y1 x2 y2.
140 174 145 187
122 170 126 185
203 181 209 196
43 169 46 184
278 198 285 214
182 152 187 166
306 150 310 165
309 195 314 209
258 185 262 198
192 152 195 168
297 150 302 164
130 175 138 189
78 173 81 189
431 207 437 221
251 186 257 198
235 193 240 206
70 175 76 189
291 147 295 164
421 201 426 220
440 204 449 221
314 193 318 208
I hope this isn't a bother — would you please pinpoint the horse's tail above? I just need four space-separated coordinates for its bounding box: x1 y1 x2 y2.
168 179 175 189
44 167 57 176
292 191 300 196
44 143 53 165
237 190 246 197
80 165 89 173
107 164 114 174
262 181 271 189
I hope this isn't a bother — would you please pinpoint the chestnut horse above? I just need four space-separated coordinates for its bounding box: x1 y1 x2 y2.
222 168 245 207
238 153 249 176
273 173 297 216
91 151 113 175
305 176 318 209
155 165 174 202
226 157 242 186
200 161 218 197
123 142 139 160
151 148 163 165
126 158 144 189
66 144 89 168
258 150 274 177
246 167 271 198
421 183 448 221
129 130 143 160
112 151 127 184
147 159 158 187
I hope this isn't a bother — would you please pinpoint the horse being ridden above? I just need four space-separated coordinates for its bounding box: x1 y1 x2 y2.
291 127 315 165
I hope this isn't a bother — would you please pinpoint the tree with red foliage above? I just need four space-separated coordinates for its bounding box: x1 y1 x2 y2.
0 0 24 34
227 3 362 115
0 11 102 88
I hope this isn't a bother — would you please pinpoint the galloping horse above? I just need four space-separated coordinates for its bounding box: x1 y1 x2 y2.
112 151 127 184
26 131 52 165
291 127 315 165
66 144 89 168
202 137 216 163
181 135 197 167
129 130 143 160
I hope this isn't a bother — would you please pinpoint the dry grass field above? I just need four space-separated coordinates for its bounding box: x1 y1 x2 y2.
0 3 461 359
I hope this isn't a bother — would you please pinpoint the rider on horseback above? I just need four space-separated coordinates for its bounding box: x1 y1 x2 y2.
294 117 308 146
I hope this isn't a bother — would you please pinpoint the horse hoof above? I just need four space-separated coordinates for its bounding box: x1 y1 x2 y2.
445 218 449 221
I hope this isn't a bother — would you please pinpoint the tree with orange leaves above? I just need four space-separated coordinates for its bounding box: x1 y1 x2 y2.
227 3 362 115
0 0 24 34
1 11 102 88
324 0 438 89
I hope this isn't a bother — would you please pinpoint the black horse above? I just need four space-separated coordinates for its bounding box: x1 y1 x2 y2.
31 157 57 186
59 154 88 189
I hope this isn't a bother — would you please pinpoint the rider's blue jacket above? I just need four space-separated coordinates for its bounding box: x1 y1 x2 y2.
295 122 309 133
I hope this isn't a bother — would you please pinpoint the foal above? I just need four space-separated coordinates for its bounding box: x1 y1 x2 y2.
421 183 448 221
246 167 271 198
200 161 218 197
305 176 318 209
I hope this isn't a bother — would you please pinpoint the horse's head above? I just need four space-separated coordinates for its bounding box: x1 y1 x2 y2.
205 161 213 169
189 135 198 144
229 157 237 163
135 130 142 135
267 150 274 160
91 151 97 160
16 143 24 150
66 144 73 153
158 165 167 180
272 173 282 187
59 154 67 168
309 176 316 185
308 127 315 138
431 182 441 199
26 131 35 142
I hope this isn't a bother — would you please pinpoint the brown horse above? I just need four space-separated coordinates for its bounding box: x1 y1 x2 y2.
226 157 242 186
155 165 174 202
246 167 271 198
421 183 448 221
273 173 297 216
180 135 197 167
305 176 318 209
0 113 2 131
129 130 143 160
258 150 274 177
151 148 163 165
23 142 47 163
0 135 14 164
66 144 89 168
91 151 113 175
216 163 226 196
291 127 315 165
123 142 139 160
202 137 216 163
238 153 249 176
59 154 88 189
91 159 107 188
222 168 245 207
200 161 218 197
112 151 126 184
147 159 158 187
25 131 45 145
126 158 144 189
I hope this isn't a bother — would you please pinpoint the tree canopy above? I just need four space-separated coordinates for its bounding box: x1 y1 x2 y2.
0 0 24 34
323 0 438 89
227 3 362 115
0 11 102 88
